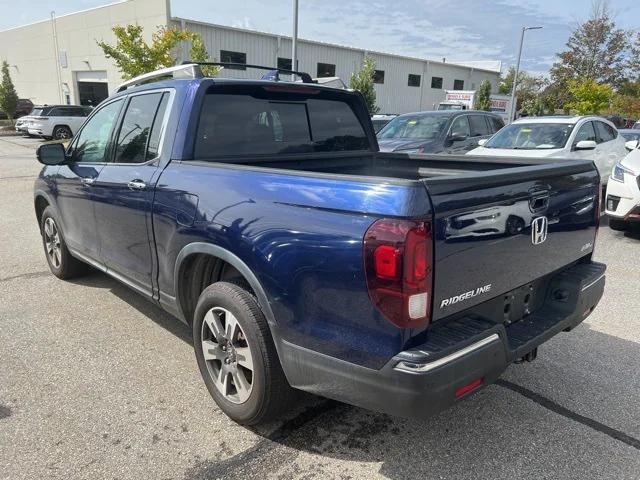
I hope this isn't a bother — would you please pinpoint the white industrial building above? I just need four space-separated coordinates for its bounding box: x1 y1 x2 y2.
0 0 502 114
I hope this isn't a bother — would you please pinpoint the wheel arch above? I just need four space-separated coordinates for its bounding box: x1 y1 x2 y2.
173 242 276 327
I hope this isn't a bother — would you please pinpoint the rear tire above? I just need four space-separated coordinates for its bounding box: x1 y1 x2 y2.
193 281 295 425
608 218 629 231
40 206 88 279
52 125 72 140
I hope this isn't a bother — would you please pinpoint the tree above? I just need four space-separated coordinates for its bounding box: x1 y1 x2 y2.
349 56 379 115
0 61 19 123
565 78 613 115
499 66 547 111
474 80 491 111
609 94 640 119
97 25 219 80
549 1 628 107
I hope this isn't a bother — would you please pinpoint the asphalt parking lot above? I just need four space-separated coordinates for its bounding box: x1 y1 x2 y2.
1 135 639 480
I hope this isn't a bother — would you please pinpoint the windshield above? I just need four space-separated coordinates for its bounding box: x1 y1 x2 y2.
377 115 449 140
30 108 44 116
484 123 574 150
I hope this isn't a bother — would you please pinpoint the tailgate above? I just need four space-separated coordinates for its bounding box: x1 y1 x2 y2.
424 160 600 322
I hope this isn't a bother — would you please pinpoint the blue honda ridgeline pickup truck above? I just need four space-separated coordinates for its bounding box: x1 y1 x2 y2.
34 63 606 425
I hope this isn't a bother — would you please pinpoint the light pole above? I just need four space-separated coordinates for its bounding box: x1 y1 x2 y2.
509 26 542 123
291 0 299 79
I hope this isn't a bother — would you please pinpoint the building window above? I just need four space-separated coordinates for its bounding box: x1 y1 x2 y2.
220 50 247 70
431 76 443 89
277 57 292 71
373 70 385 84
408 74 421 87
453 79 465 90
317 62 336 77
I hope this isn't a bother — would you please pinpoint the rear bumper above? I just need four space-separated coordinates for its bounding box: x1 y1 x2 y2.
276 261 606 419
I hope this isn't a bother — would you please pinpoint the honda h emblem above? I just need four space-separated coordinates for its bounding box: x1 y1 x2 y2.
531 216 548 245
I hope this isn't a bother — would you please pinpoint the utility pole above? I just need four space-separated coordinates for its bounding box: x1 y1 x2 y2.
51 11 63 103
291 0 299 79
510 26 542 123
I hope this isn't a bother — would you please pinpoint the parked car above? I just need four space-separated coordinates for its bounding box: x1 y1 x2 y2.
0 98 34 119
34 63 606 426
604 139 640 231
618 129 640 143
468 116 628 185
371 114 397 133
377 110 504 154
25 105 92 140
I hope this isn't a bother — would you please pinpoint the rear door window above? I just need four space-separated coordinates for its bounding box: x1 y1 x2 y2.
489 116 504 133
594 121 616 143
194 88 370 158
468 115 491 136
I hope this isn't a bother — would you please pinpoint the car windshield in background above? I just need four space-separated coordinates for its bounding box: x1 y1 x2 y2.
377 114 449 140
194 89 370 158
621 131 640 141
484 123 574 150
30 108 44 116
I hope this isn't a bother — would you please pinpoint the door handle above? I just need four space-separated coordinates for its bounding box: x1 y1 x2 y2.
80 177 95 186
127 180 147 190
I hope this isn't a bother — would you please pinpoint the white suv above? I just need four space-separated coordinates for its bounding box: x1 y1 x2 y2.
605 140 640 231
468 116 628 185
26 105 92 140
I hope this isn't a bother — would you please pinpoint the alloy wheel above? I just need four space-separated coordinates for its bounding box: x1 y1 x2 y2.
201 307 254 404
43 217 62 269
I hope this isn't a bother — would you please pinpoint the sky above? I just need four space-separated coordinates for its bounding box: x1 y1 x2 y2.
1 0 639 76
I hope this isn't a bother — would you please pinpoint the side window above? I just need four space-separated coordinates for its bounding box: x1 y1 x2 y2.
71 99 123 163
469 115 491 136
113 92 166 164
450 116 470 137
49 107 63 116
145 94 169 161
574 122 597 144
595 122 616 143
489 116 504 133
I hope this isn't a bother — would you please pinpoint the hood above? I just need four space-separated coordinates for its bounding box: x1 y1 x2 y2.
621 148 640 173
467 146 564 158
377 138 439 153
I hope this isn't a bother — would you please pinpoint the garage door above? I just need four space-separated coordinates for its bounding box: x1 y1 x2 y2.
76 71 109 107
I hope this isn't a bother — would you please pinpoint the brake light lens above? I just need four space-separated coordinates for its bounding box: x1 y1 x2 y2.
364 219 433 328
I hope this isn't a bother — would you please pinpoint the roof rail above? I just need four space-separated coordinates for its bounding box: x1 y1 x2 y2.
181 61 316 84
116 64 204 92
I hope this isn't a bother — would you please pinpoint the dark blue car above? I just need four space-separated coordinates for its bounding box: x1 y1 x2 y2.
34 63 605 425
377 110 504 154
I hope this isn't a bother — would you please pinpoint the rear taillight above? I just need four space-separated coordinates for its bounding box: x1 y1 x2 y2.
364 219 433 328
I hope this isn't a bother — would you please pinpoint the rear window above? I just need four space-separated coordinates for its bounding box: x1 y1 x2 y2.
194 88 369 157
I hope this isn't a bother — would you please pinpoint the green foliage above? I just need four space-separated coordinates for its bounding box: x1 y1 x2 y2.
97 25 219 80
474 80 492 111
189 34 221 77
565 79 613 115
349 56 379 115
499 66 547 111
0 61 18 122
548 2 628 110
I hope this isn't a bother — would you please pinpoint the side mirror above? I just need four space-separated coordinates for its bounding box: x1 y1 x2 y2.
449 131 468 142
477 138 488 146
574 140 597 151
36 143 67 165
625 140 639 151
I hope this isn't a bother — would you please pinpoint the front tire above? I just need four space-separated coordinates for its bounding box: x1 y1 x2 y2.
193 281 295 425
40 207 87 279
608 218 629 231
